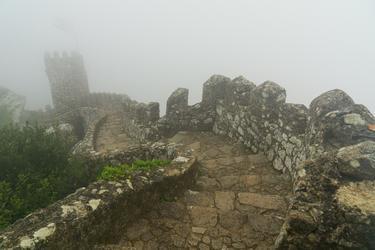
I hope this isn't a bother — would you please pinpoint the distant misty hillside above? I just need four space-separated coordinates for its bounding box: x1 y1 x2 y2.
0 86 26 125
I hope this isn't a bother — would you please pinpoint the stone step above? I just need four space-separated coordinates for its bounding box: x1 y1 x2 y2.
237 192 287 211
184 190 215 207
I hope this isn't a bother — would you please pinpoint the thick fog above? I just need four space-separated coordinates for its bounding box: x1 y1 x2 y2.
0 0 374 114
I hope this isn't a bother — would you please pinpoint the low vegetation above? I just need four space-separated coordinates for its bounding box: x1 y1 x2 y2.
97 159 171 181
0 124 171 230
0 124 88 230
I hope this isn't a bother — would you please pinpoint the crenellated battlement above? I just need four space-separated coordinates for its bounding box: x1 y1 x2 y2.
31 53 375 249
44 51 90 113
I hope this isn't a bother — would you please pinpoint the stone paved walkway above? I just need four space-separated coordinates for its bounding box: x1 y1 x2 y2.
95 113 137 153
96 131 292 250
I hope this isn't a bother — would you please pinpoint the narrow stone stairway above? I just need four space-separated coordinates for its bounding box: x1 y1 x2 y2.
95 113 137 153
95 131 292 250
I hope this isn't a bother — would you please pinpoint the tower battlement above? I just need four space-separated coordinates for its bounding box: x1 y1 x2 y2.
44 51 90 113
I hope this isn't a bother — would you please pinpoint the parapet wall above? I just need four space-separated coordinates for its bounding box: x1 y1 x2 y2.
211 76 308 175
159 76 301 174
158 87 215 136
151 75 375 248
0 144 198 249
71 108 108 155
37 62 375 249
59 73 374 179
157 75 374 177
85 92 132 112
122 101 161 143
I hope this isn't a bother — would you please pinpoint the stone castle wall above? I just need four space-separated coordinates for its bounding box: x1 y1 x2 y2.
154 75 374 177
85 92 132 112
121 101 161 143
0 144 198 249
158 87 215 136
211 76 308 175
122 74 309 175
143 75 374 248
44 52 90 113
38 53 375 248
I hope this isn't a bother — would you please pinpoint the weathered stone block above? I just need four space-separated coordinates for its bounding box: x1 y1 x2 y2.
309 89 354 118
190 206 218 227
238 193 286 210
166 88 188 116
337 141 375 180
214 191 235 211
202 75 231 106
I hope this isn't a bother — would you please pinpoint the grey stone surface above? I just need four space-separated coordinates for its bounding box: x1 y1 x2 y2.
336 141 375 180
93 132 291 249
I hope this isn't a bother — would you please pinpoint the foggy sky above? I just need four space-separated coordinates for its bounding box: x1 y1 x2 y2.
0 0 374 114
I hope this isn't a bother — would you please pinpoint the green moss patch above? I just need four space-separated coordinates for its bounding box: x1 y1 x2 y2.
97 159 171 181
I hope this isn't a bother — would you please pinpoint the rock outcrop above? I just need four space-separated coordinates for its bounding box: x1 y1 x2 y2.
275 141 375 249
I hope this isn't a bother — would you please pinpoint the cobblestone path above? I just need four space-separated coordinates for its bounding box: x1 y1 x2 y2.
95 113 137 153
97 131 292 249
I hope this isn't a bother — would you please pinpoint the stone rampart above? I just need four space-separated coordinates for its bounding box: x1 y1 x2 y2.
153 75 375 248
212 77 308 175
126 74 375 179
0 144 198 250
85 92 132 112
22 57 375 249
122 101 161 143
44 51 90 113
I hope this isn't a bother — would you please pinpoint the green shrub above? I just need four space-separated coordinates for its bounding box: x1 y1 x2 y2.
0 124 89 230
98 159 171 181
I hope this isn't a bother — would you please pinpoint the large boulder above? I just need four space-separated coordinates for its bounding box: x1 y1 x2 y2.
337 141 375 180
309 89 354 118
307 89 375 156
252 81 286 106
276 141 375 249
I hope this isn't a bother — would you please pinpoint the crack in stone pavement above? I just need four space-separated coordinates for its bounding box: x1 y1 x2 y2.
95 131 292 250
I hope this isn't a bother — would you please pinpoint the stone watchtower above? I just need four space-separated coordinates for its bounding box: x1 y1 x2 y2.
44 51 90 113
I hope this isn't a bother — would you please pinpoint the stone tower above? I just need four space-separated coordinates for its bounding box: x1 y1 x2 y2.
44 51 90 113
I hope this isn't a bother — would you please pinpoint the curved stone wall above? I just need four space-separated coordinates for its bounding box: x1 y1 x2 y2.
3 71 375 248
85 92 132 112
212 79 309 175
0 144 198 250
68 107 108 155
161 75 309 175
158 75 375 248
